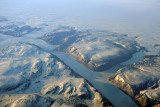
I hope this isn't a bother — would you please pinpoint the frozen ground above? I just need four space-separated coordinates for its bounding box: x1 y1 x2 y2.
0 0 160 107
0 42 112 107
0 19 159 106
40 26 144 71
0 23 144 72
0 21 141 107
53 51 139 107
110 55 160 107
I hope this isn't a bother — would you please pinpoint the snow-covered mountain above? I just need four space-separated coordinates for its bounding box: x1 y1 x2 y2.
0 23 40 37
109 55 160 107
40 26 144 71
0 17 8 22
0 42 112 107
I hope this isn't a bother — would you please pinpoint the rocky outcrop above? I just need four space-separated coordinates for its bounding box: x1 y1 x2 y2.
0 17 8 22
0 94 54 107
40 26 143 71
66 32 142 71
0 42 112 107
109 55 160 107
0 23 40 37
40 26 80 51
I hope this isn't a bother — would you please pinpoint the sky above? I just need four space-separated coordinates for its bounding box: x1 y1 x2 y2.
0 0 159 24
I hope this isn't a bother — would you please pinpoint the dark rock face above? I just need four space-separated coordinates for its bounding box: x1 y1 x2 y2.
40 26 82 51
66 33 141 71
40 26 77 45
0 17 8 22
0 24 40 37
40 26 142 71
109 55 160 107
0 42 112 107
74 104 89 107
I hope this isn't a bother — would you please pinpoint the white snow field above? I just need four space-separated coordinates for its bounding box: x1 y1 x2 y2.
0 42 112 107
0 21 159 107
53 51 139 107
0 0 160 106
0 25 140 107
110 55 160 107
40 26 144 71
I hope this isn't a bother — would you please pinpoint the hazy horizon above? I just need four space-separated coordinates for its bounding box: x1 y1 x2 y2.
1 0 160 54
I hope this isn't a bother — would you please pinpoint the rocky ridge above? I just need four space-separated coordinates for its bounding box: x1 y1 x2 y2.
109 55 160 107
0 42 112 107
0 23 40 37
40 26 144 71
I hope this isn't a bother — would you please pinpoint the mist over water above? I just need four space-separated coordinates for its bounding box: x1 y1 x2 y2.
0 0 160 54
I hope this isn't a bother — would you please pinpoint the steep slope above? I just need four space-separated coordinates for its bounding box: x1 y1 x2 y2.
0 17 8 22
0 23 40 37
67 32 140 71
40 26 144 71
109 55 160 107
0 42 112 107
